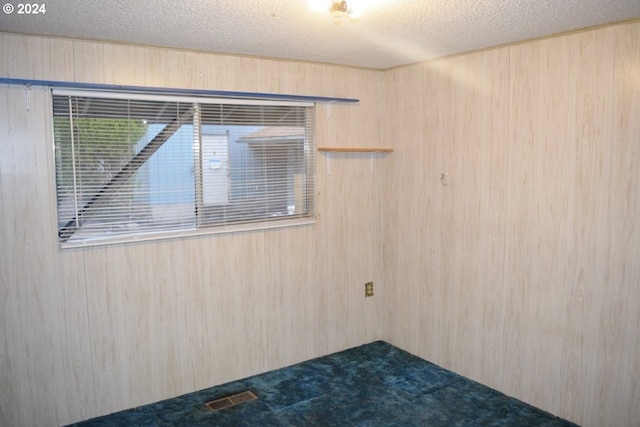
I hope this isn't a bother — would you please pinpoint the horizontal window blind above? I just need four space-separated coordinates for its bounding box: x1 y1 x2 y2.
52 90 316 246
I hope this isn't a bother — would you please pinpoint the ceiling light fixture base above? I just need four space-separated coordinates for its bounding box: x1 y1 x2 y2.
310 0 363 23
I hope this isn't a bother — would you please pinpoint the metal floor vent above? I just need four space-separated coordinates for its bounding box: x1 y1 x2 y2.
204 390 258 411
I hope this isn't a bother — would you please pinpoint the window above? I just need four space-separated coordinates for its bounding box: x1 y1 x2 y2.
52 90 316 247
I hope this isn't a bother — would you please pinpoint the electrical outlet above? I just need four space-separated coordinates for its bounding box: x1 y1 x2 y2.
365 281 374 297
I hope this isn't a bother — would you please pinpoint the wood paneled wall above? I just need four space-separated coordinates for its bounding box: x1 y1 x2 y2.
383 21 640 427
0 34 384 426
2 20 639 427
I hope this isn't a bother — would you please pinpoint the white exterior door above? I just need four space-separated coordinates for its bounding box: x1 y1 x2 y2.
201 134 229 205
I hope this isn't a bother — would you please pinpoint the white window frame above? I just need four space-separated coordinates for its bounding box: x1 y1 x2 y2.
52 89 316 248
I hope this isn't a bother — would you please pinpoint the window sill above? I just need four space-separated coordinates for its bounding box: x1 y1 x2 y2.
59 217 317 249
317 147 393 153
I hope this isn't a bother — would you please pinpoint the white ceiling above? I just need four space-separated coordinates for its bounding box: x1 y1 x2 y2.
1 0 639 69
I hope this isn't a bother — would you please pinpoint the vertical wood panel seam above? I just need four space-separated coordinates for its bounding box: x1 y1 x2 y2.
72 38 100 419
501 45 513 387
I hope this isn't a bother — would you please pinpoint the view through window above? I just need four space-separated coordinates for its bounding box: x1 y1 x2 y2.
52 91 316 246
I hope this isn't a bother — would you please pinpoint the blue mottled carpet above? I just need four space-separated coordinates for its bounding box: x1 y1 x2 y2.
70 341 579 426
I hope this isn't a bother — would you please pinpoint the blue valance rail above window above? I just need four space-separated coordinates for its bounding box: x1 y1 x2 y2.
0 78 359 104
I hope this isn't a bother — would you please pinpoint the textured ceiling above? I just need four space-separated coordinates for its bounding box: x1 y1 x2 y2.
1 0 639 69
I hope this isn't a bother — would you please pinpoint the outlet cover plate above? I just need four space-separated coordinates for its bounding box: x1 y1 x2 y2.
365 282 374 297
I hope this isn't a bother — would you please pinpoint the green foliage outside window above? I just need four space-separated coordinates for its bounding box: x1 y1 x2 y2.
54 117 148 196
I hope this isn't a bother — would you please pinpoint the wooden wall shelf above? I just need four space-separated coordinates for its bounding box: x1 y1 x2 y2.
317 147 393 153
